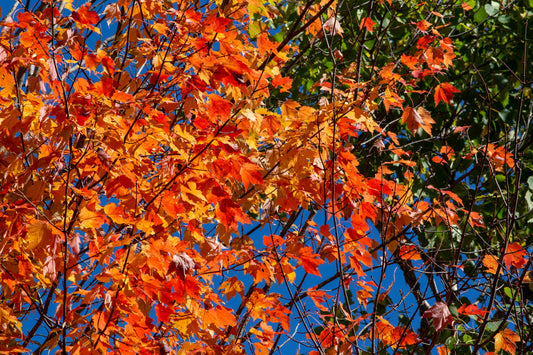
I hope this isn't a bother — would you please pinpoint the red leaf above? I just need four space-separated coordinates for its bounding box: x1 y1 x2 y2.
417 35 436 49
72 5 100 25
457 304 488 317
434 83 460 106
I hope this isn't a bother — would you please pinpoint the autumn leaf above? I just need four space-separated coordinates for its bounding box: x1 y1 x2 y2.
307 289 330 312
257 32 278 57
360 17 375 32
26 220 52 250
482 254 502 274
503 242 527 270
422 302 454 332
71 4 101 34
298 246 324 276
462 2 473 10
399 244 421 261
414 19 431 32
434 82 460 106
401 106 435 136
271 74 293 93
457 304 488 318
1 0 530 353
494 329 520 355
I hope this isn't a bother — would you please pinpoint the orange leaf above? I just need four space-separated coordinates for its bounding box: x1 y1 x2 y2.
72 4 101 33
360 17 375 32
399 244 421 261
204 306 236 328
307 289 329 312
494 329 520 355
401 106 434 136
257 32 278 57
482 255 502 274
401 54 419 70
462 2 473 10
391 326 419 347
434 83 460 106
414 19 431 32
298 246 324 276
240 162 264 189
504 242 528 270
26 220 52 250
271 74 293 93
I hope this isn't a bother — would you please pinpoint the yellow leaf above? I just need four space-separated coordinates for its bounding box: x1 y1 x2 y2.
26 220 52 250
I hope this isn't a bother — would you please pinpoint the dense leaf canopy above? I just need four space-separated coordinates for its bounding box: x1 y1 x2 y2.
0 0 531 354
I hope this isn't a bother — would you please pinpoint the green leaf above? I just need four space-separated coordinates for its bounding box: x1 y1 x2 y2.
486 320 503 332
474 6 489 22
484 2 500 16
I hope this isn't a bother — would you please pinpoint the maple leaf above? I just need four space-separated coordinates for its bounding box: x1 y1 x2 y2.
418 19 432 31
71 4 101 34
43 256 57 282
422 302 454 332
401 54 419 70
483 143 515 172
26 220 52 250
360 17 375 32
401 106 435 136
298 246 324 276
271 74 293 93
399 244 421 261
391 326 420 347
417 35 436 49
434 82 460 106
257 32 278 57
457 304 488 318
307 289 330 312
503 242 528 270
482 254 502 274
494 329 520 355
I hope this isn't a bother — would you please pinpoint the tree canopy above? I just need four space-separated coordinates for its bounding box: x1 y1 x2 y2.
0 0 532 354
